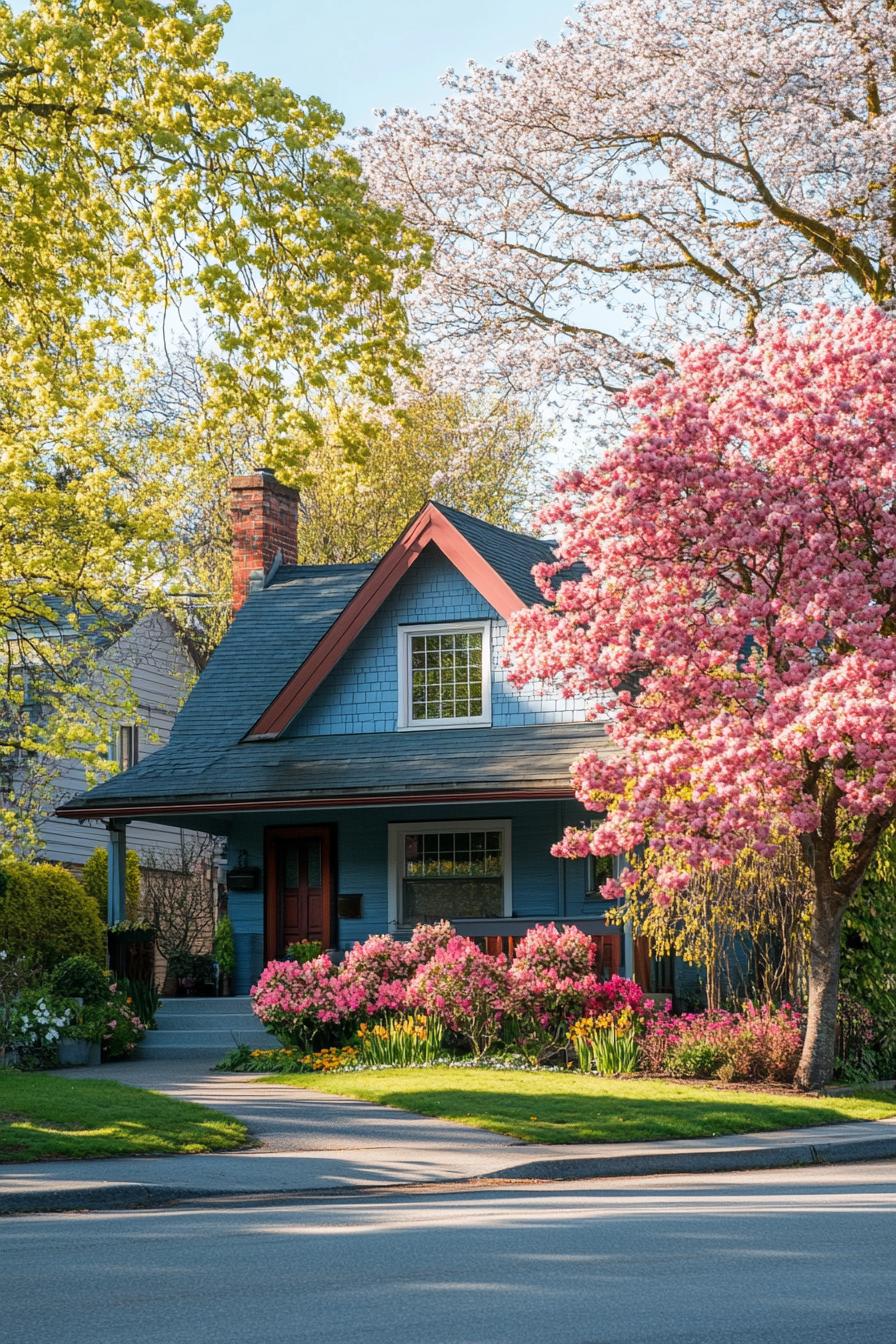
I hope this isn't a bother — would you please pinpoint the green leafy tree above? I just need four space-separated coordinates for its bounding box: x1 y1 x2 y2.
0 0 423 831
168 383 548 656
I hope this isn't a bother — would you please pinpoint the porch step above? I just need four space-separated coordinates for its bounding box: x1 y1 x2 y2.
135 996 280 1061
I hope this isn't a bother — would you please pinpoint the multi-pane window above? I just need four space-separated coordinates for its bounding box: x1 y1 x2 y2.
395 825 509 923
399 622 490 728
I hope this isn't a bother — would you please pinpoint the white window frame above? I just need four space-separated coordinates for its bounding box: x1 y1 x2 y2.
397 620 492 730
387 819 512 927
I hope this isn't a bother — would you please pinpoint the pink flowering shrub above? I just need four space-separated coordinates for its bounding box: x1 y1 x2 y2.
251 956 344 1050
512 923 595 980
334 923 459 1021
507 926 651 1062
409 935 509 1057
407 919 456 963
335 934 415 1019
640 1003 803 1083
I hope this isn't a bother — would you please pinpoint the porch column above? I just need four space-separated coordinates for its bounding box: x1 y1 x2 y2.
107 820 128 925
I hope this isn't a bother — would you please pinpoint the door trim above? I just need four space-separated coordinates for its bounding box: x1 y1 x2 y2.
263 825 336 963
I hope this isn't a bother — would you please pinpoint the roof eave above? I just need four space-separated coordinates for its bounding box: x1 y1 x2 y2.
55 783 575 821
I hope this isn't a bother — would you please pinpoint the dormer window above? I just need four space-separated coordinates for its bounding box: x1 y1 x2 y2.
397 621 491 729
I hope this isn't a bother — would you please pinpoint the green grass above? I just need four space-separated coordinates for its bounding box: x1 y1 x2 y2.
266 1067 896 1145
0 1073 250 1161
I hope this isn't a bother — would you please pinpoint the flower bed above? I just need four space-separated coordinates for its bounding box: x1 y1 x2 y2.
248 922 806 1084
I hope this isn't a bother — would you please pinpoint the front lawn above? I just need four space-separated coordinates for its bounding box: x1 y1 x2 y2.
0 1073 249 1161
267 1067 896 1144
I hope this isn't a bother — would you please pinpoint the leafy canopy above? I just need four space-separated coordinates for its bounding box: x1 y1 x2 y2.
0 0 423 836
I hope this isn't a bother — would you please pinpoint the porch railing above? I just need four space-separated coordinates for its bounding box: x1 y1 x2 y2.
445 918 623 978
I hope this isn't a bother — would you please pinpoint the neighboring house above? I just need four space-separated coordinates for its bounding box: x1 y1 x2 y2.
60 470 649 997
12 607 205 876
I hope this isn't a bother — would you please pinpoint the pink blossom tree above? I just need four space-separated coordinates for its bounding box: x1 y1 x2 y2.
362 1 896 404
506 304 896 1089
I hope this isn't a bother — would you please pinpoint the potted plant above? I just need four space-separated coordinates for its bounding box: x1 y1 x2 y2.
167 949 215 997
214 916 236 996
58 1003 104 1067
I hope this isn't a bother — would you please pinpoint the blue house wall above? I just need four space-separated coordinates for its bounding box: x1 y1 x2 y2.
286 549 588 737
221 798 610 995
221 546 606 994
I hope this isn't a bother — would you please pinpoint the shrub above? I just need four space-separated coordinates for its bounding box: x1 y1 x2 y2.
6 988 73 1064
406 920 456 963
251 956 344 1050
512 922 595 979
335 933 416 1019
285 939 323 964
167 950 215 990
640 1003 803 1083
409 936 509 1057
0 858 104 969
49 955 111 1004
665 1039 728 1079
214 916 236 976
101 985 147 1059
81 846 141 924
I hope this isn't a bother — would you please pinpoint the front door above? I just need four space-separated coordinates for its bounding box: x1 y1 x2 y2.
264 826 334 961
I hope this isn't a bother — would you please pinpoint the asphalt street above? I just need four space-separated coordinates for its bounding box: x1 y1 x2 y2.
3 1159 894 1344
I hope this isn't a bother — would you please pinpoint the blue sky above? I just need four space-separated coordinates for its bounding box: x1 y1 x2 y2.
219 1 575 127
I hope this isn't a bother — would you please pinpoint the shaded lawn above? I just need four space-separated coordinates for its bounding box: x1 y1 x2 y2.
0 1073 249 1161
266 1067 896 1145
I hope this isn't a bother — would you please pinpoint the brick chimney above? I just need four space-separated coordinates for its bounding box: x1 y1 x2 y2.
230 469 299 616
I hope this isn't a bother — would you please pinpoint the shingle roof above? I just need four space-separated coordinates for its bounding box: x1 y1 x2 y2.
432 504 557 607
59 504 592 819
58 722 610 815
169 563 373 745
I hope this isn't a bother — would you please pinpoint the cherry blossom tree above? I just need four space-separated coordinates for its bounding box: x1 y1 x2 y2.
506 304 896 1089
362 1 896 405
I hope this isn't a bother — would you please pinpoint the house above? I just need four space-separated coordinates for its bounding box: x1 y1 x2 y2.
59 470 643 996
10 604 210 883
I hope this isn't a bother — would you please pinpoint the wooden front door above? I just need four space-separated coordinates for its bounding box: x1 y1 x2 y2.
264 826 334 961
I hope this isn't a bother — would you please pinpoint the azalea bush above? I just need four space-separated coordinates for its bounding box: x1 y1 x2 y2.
335 933 417 1019
506 925 656 1063
251 955 344 1051
247 923 811 1085
409 936 510 1058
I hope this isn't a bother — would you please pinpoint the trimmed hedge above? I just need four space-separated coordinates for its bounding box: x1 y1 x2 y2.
0 857 105 968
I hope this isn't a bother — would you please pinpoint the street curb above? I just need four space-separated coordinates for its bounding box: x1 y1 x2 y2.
3 1133 896 1216
492 1133 896 1182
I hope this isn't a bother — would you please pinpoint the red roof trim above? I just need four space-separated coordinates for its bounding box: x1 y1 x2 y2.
55 786 571 821
245 502 524 740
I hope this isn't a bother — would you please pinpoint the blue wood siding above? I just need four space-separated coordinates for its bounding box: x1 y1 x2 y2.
286 549 589 737
220 799 607 994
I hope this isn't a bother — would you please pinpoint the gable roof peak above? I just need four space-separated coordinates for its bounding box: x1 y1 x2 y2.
246 499 549 740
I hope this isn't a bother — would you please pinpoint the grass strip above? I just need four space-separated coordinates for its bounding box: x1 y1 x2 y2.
265 1067 896 1145
0 1072 249 1161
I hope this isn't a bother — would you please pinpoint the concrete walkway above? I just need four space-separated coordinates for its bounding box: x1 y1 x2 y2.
2 1059 895 1214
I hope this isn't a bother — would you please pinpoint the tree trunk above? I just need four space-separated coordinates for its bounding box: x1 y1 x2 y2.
794 886 846 1090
